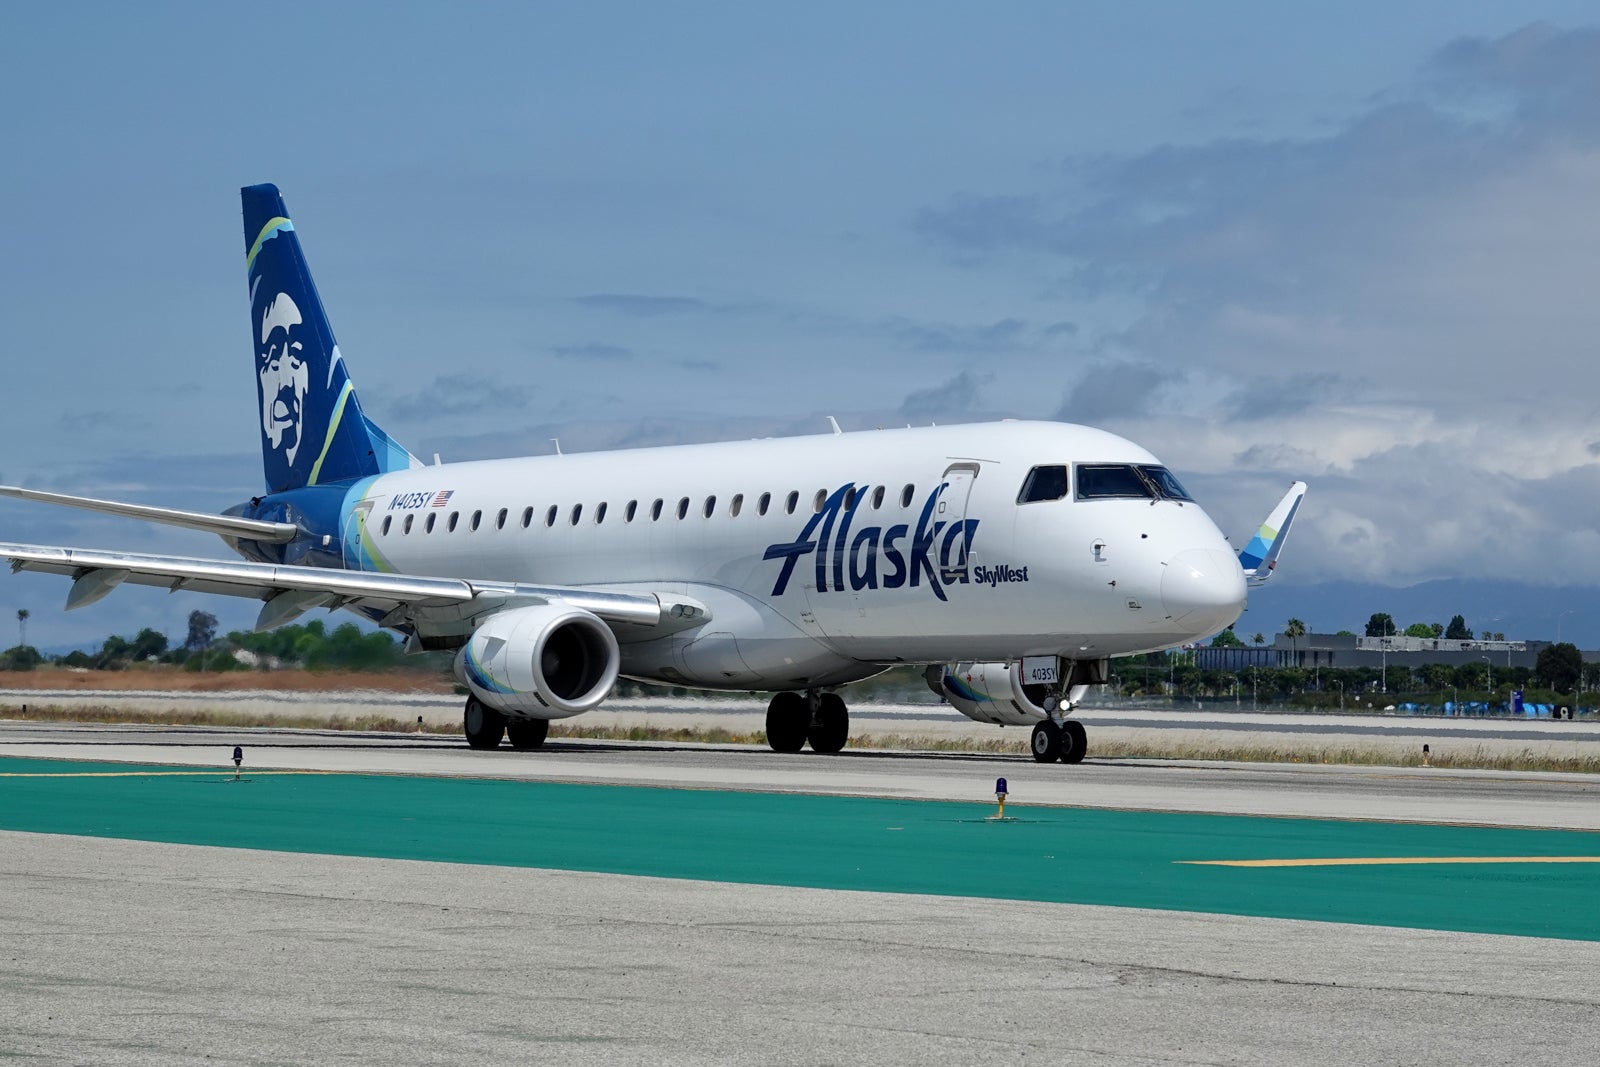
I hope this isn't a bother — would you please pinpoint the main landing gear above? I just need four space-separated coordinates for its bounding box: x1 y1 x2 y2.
1030 717 1088 764
765 690 849 754
463 697 550 750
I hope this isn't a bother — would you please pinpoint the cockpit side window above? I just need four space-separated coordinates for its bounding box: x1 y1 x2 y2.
1138 465 1194 502
1075 463 1153 500
1017 464 1069 504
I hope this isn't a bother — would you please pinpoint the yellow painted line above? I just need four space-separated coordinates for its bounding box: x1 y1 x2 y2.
1181 856 1600 868
0 770 337 778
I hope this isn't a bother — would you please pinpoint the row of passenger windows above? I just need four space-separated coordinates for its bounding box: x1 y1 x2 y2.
375 462 1195 537
377 483 924 537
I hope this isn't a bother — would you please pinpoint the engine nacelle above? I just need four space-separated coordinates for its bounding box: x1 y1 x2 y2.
932 658 1108 726
454 604 620 719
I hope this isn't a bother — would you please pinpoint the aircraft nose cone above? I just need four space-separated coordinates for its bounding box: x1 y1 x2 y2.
1162 549 1247 633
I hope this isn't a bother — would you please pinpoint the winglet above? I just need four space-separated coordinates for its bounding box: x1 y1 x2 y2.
1238 481 1306 586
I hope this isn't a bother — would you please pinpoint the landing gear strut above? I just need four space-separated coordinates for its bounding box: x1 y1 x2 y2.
463 697 505 750
765 690 851 753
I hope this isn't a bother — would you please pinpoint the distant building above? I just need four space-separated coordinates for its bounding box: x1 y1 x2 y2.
1196 631 1553 672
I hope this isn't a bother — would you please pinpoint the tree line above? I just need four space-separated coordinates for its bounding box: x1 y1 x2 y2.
0 610 435 673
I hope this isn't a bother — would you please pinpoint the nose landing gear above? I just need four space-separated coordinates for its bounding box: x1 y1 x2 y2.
1030 687 1090 764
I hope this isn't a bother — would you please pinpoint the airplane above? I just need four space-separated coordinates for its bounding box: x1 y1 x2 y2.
0 184 1305 764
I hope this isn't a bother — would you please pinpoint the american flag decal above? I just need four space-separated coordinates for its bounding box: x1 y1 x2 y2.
430 490 454 508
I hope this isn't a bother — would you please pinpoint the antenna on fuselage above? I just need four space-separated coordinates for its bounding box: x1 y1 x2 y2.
826 416 842 435
550 438 563 456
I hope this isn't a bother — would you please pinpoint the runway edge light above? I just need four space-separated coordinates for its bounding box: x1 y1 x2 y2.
993 777 1008 820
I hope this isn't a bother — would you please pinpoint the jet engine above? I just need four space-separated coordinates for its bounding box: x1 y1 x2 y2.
454 604 620 718
930 658 1107 726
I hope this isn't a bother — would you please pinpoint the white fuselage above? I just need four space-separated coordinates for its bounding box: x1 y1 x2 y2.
340 421 1246 693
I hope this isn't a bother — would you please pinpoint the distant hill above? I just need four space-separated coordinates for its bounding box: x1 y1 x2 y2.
1239 579 1600 648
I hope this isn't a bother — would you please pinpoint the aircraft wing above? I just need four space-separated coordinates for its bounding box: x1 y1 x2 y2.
0 542 705 641
0 485 298 544
1236 480 1307 586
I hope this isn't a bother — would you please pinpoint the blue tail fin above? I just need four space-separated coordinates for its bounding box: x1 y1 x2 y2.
242 183 418 494
1238 480 1307 586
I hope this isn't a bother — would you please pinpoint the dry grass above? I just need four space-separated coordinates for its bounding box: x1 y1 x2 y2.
0 703 434 734
0 667 452 694
6 703 1600 773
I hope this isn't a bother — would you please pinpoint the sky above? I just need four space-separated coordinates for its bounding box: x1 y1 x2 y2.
3 2 1600 651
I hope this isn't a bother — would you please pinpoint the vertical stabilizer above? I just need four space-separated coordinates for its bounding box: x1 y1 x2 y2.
1238 480 1307 585
242 183 418 494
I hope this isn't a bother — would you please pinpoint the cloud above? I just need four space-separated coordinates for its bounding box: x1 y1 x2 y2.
574 293 713 316
1055 361 1182 422
910 24 1600 588
893 317 1029 353
550 343 634 361
388 374 529 421
1225 372 1344 420
899 370 988 418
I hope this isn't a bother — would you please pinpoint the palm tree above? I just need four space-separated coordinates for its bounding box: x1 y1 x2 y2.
1251 632 1265 647
16 608 28 649
1285 618 1307 667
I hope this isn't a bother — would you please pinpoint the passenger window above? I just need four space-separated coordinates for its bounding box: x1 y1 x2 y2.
871 486 885 510
758 492 771 516
403 514 413 535
522 507 534 529
901 484 915 507
730 493 743 517
496 508 508 530
677 497 690 520
546 505 558 528
843 487 857 510
447 511 459 532
703 495 716 518
651 498 664 521
471 510 482 531
381 516 392 536
1018 465 1069 504
570 504 583 526
596 502 607 524
813 490 827 513
785 491 799 515
425 513 437 534
625 500 637 523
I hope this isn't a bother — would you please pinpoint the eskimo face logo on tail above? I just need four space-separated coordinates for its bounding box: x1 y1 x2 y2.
762 482 982 603
258 292 310 465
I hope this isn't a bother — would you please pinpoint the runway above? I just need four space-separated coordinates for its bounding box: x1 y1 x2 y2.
4 721 1600 1065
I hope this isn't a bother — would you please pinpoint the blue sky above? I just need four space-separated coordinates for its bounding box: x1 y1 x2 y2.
4 3 1600 650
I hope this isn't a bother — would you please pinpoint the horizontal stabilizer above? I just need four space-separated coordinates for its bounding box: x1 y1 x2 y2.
1238 480 1306 586
0 485 299 544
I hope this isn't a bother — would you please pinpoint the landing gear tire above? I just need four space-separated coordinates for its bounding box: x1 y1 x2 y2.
1060 719 1087 764
506 719 550 750
808 693 849 754
1030 720 1062 763
464 698 505 750
766 692 808 753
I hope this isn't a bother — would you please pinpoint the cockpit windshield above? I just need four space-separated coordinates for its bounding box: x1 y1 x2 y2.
1075 463 1194 502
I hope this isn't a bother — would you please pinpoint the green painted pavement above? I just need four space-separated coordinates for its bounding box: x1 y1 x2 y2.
4 756 1599 941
